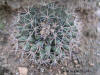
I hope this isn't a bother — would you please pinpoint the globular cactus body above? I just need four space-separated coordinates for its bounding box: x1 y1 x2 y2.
16 3 77 65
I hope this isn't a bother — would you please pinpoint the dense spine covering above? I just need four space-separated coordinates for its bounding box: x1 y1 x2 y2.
16 3 77 65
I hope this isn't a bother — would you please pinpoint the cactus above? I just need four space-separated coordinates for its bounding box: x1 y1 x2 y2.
16 3 77 65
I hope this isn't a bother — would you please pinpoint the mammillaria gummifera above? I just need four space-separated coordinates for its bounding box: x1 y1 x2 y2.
16 2 77 65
